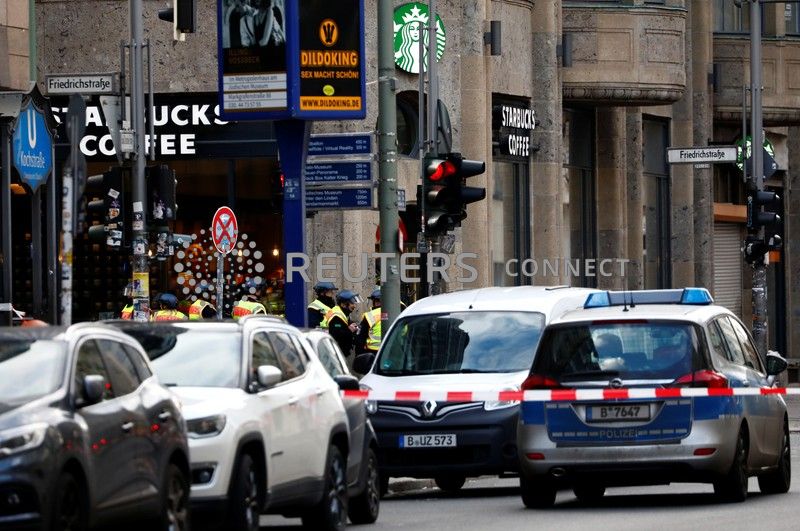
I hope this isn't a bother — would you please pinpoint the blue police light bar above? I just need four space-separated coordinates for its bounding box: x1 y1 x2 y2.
584 288 714 308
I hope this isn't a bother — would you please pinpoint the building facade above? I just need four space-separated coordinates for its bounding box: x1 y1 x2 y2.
0 0 788 368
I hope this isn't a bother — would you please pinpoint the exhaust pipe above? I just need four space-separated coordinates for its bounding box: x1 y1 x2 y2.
550 467 567 478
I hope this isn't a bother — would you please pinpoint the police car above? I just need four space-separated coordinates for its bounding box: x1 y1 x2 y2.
517 288 790 507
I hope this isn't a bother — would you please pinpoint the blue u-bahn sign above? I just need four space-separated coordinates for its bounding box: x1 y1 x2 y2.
12 99 54 192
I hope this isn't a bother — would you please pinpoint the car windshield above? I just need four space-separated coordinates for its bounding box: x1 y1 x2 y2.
0 339 66 409
126 327 242 388
376 311 546 376
534 321 700 381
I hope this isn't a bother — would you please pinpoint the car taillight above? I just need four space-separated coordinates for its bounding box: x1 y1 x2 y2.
521 374 561 390
672 370 729 389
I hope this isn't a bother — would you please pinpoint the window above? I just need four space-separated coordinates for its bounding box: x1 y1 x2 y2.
271 332 305 380
74 340 114 401
707 320 732 363
716 316 746 366
252 332 280 369
317 338 347 378
97 340 141 396
728 317 764 373
787 3 800 35
491 162 531 286
643 118 671 289
123 344 152 382
714 0 761 33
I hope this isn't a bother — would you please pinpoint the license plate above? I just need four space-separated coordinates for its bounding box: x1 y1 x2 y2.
586 404 650 422
399 434 457 448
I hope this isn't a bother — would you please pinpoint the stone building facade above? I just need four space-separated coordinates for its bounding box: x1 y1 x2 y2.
4 0 794 366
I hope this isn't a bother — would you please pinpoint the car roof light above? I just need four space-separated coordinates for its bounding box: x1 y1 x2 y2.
583 288 714 308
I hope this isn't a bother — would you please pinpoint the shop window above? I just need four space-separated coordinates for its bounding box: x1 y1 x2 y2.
396 91 421 157
491 162 531 286
787 4 800 35
714 0 761 33
643 118 671 289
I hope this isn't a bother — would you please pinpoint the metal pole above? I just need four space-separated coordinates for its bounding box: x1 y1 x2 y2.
216 254 224 320
1 123 12 324
750 0 768 356
427 0 438 152
131 0 150 321
31 188 42 317
742 85 748 183
378 0 401 329
417 19 429 298
60 164 73 326
46 143 58 324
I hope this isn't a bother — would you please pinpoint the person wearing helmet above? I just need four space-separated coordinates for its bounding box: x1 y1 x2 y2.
151 293 188 321
120 282 135 320
308 281 337 328
232 294 268 320
356 288 382 354
189 299 217 320
324 290 361 356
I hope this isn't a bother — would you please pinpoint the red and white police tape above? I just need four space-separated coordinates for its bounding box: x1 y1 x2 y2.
341 387 800 402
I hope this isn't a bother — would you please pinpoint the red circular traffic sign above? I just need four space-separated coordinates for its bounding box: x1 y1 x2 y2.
212 206 238 255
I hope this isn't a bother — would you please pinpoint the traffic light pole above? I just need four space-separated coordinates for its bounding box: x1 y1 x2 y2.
749 0 768 356
130 0 150 321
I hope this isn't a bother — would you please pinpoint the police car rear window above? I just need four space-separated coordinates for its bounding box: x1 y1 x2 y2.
534 322 700 381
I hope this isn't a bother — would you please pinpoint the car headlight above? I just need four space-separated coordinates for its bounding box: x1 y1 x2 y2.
484 387 521 411
360 384 377 415
187 415 227 439
0 423 48 457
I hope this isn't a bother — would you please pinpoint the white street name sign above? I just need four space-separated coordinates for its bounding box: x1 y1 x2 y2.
667 146 738 164
45 73 118 95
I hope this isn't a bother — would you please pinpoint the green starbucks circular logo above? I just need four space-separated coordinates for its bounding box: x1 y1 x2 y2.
393 3 446 75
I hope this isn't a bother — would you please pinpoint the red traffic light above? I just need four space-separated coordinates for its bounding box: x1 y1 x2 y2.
427 159 457 181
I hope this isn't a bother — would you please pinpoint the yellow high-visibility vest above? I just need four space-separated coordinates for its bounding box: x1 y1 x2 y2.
364 307 382 351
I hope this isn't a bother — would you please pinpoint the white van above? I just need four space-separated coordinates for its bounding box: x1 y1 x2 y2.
355 286 598 494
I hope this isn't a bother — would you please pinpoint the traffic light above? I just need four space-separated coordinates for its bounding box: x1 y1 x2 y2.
158 0 196 37
421 152 486 235
85 167 126 248
146 164 178 226
746 189 780 231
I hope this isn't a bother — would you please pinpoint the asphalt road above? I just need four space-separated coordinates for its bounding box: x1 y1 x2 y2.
259 434 800 531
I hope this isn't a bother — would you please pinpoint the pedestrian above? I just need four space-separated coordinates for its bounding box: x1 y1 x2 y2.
324 290 361 357
355 288 382 354
151 293 188 321
232 294 268 320
308 281 337 328
188 299 217 320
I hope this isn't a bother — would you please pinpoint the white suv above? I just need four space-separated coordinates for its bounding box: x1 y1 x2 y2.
112 317 351 531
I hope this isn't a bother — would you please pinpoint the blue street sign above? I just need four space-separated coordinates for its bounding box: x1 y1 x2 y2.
305 161 372 183
12 100 54 192
307 133 372 156
306 188 373 210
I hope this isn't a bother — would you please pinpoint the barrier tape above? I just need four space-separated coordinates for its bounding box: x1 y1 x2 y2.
341 387 800 402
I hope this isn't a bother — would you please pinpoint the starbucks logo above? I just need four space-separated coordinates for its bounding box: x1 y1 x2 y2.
393 3 446 75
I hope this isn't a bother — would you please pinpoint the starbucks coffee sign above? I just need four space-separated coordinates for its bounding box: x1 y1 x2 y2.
393 3 446 75
492 103 536 159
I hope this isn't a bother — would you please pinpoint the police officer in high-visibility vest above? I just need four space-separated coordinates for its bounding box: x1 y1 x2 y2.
232 294 268 320
308 282 337 328
188 299 217 320
151 293 188 321
120 282 135 320
324 290 360 357
356 288 382 354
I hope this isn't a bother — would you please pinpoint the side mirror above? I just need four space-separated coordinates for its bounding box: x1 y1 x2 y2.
765 351 788 376
353 353 375 375
82 375 106 405
333 374 360 391
256 365 282 389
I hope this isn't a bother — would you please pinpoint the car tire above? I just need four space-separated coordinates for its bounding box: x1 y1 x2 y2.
434 476 466 492
50 471 88 531
348 448 380 524
714 427 749 503
229 453 262 531
302 445 348 531
158 463 191 531
573 483 605 504
758 421 791 495
520 474 556 509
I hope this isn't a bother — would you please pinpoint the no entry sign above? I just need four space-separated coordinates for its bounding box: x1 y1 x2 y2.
212 206 238 255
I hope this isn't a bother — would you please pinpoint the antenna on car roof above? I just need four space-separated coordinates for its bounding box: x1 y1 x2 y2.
622 291 629 312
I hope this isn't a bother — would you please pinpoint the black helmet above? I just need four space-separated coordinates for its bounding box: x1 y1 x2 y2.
336 290 361 304
314 281 338 293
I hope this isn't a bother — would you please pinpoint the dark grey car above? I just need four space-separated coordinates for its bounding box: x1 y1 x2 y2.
303 330 380 524
0 324 191 531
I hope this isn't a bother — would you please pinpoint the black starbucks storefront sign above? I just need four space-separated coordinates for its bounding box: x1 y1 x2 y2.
492 101 536 159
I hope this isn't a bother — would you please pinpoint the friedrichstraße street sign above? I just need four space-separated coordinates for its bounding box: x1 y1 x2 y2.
306 188 373 210
667 146 738 165
307 133 372 156
305 161 372 183
211 206 238 255
44 73 118 95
